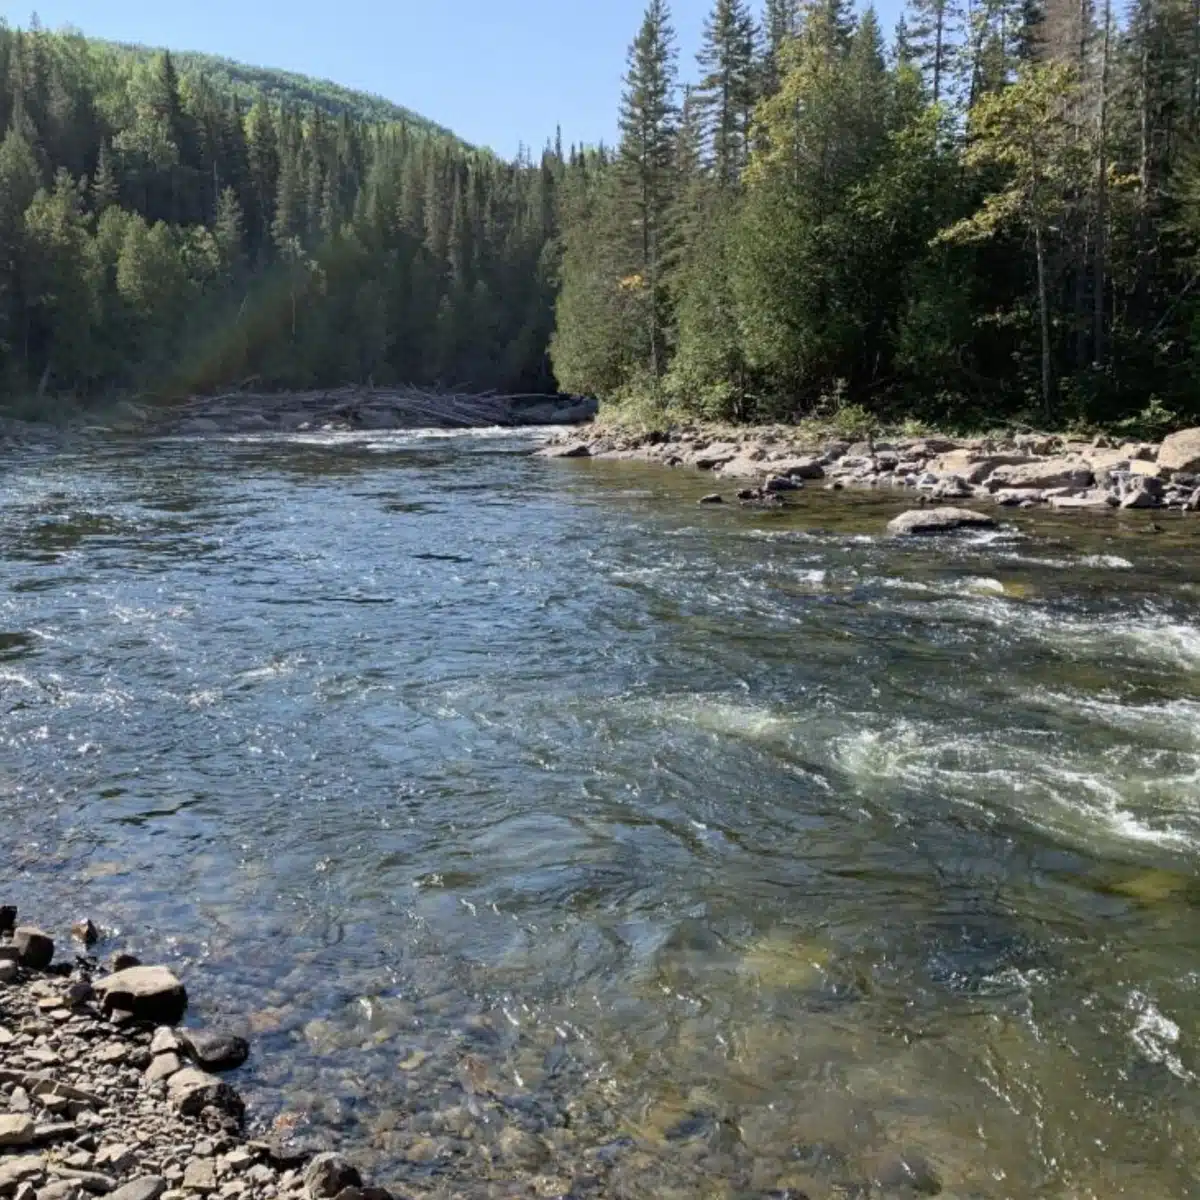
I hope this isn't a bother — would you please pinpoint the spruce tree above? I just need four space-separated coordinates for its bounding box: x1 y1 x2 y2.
695 0 757 186
761 0 800 94
92 141 119 213
616 0 679 379
905 0 963 103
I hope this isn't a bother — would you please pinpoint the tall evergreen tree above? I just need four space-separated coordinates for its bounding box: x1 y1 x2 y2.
695 0 757 185
616 0 680 379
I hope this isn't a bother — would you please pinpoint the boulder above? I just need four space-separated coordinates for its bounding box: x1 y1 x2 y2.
303 1155 362 1200
698 494 723 505
1121 484 1163 510
770 456 825 480
930 477 972 500
1049 493 1116 510
987 459 1094 491
928 451 1034 484
93 966 187 1025
0 1116 34 1147
143 1054 182 1084
763 475 801 493
887 507 998 536
1158 427 1200 474
0 905 14 934
12 928 54 970
149 1028 183 1056
536 441 590 459
0 1157 44 1196
1186 488 1200 513
181 1031 249 1073
166 1069 243 1121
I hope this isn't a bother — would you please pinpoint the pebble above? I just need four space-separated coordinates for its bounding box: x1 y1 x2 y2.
143 1056 181 1086
108 1182 166 1200
180 1161 215 1193
0 909 391 1200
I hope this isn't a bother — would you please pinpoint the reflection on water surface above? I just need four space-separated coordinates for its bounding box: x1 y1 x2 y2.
3 428 1200 1197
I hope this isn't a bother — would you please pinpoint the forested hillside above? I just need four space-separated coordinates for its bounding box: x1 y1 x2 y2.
0 22 562 405
5 3 1200 431
554 0 1200 432
106 44 460 137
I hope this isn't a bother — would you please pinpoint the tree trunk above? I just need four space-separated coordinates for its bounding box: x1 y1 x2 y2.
1094 0 1111 364
1192 0 1200 131
1035 221 1053 419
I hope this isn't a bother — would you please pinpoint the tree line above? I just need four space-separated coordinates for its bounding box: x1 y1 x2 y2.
552 0 1200 432
0 21 565 405
4 4 1200 432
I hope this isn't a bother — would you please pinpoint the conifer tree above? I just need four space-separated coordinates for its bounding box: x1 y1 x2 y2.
616 0 679 379
695 0 757 185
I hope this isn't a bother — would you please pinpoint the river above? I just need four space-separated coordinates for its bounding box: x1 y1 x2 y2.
3 428 1200 1198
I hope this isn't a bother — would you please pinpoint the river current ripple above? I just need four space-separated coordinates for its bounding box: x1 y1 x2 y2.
3 429 1200 1197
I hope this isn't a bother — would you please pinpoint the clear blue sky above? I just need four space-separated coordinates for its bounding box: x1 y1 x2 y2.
3 0 897 157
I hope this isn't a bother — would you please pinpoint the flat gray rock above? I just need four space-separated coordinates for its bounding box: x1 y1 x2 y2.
93 967 186 1025
887 507 997 536
107 1181 166 1200
0 1115 35 1147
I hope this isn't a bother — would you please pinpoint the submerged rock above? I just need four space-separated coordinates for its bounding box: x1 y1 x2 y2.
887 507 997 536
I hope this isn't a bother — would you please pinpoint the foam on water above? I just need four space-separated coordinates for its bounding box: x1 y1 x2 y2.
828 717 1200 856
1128 991 1193 1081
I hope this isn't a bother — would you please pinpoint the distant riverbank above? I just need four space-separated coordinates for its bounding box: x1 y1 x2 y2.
539 421 1200 517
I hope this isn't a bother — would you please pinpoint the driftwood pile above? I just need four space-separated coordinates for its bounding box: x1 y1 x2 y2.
160 385 598 434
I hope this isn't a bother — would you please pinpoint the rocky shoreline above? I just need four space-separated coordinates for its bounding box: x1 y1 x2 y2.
538 424 1200 517
0 909 390 1200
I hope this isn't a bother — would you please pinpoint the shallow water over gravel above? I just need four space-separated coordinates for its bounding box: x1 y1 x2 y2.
4 429 1200 1198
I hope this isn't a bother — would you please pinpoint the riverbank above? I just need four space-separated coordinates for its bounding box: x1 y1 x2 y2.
539 422 1200 516
0 389 598 445
0 909 390 1200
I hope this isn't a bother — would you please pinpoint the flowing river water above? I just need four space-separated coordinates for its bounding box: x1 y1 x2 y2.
3 428 1200 1198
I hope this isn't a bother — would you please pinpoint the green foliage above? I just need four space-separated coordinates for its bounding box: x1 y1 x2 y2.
103 43 460 141
0 20 564 405
552 0 1200 434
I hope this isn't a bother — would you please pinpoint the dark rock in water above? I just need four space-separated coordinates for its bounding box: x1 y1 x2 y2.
166 1068 243 1121
182 1030 250 1072
109 952 141 972
699 493 724 505
70 919 100 947
1121 483 1163 510
887 507 997 536
539 441 591 459
0 905 15 935
304 1153 362 1199
764 474 801 493
247 1140 309 1170
12 927 54 969
94 966 186 1025
871 1151 942 1195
